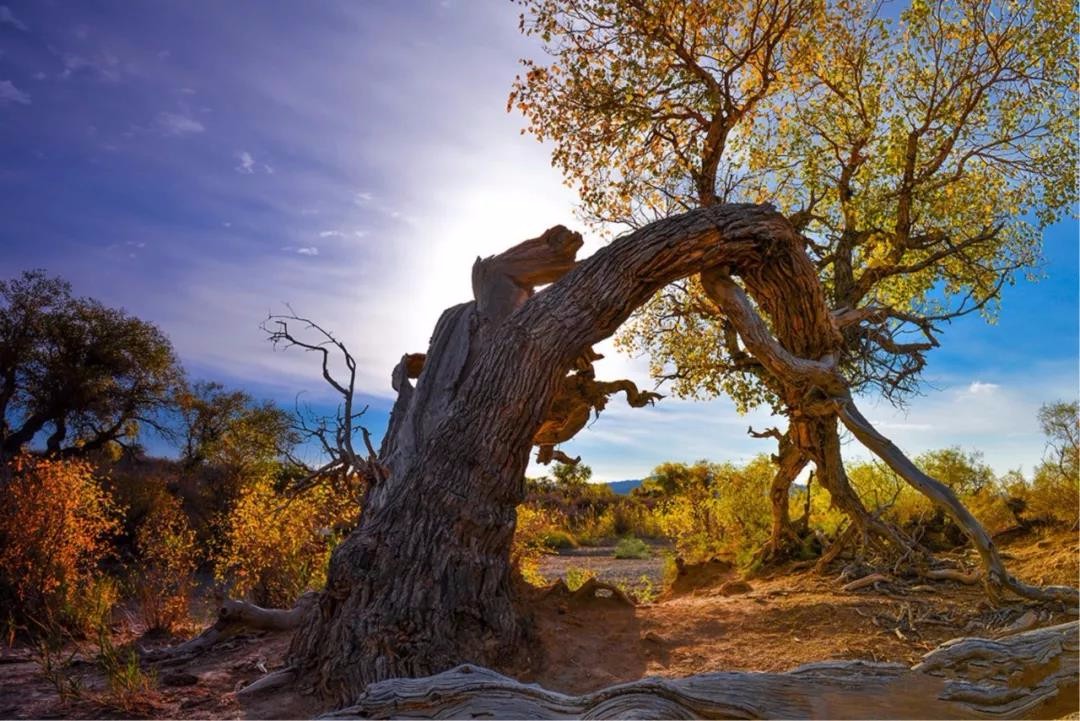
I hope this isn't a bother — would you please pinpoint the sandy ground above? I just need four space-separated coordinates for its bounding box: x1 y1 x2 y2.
535 541 669 596
0 529 1076 718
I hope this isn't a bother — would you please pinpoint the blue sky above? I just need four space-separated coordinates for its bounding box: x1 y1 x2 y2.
0 1 1076 482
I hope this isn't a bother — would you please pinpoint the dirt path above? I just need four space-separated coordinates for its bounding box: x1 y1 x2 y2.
517 529 1079 694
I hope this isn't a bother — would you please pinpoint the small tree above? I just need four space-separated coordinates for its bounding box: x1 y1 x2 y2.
1028 401 1079 525
551 460 592 491
171 380 299 527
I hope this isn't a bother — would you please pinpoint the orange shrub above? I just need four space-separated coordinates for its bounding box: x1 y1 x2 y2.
0 454 120 633
134 493 199 633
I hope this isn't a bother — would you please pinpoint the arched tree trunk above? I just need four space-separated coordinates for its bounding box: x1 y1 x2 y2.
287 204 808 706
278 203 1075 709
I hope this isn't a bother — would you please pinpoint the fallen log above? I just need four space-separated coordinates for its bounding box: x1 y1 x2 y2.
324 621 1079 720
142 593 316 663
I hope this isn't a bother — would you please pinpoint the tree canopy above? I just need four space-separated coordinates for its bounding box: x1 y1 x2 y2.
513 0 1077 407
0 270 182 459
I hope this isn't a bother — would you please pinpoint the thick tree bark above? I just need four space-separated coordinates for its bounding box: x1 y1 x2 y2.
325 622 1079 720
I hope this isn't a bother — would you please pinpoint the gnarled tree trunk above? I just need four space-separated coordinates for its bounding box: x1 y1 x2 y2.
287 205 804 706
278 203 1075 708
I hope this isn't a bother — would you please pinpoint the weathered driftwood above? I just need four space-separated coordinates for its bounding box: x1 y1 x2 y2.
324 621 1079 720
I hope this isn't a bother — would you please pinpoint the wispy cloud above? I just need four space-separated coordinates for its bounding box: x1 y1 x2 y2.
967 381 1000 394
235 150 256 174
282 246 319 256
235 150 272 174
57 50 125 82
156 111 204 136
0 5 27 31
0 80 30 105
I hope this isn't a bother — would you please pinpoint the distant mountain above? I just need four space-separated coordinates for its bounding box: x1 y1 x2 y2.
605 479 642 495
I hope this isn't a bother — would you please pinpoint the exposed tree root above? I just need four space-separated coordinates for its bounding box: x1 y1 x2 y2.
925 568 980 585
141 593 315 664
841 573 889 592
323 622 1079 720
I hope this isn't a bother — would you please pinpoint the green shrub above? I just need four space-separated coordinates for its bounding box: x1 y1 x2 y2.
613 536 650 559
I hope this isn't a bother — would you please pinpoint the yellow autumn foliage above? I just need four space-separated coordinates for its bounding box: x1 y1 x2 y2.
214 474 358 607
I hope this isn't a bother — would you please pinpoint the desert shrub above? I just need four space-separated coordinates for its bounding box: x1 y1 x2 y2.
65 576 120 637
99 457 180 541
613 535 650 559
846 461 933 529
215 474 357 607
96 626 160 713
653 458 772 564
607 499 664 538
632 574 658 603
134 493 199 633
541 529 578 549
512 504 557 585
572 506 618 545
1008 401 1079 527
657 493 724 563
1026 465 1080 526
0 455 121 634
526 466 667 543
564 565 596 591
